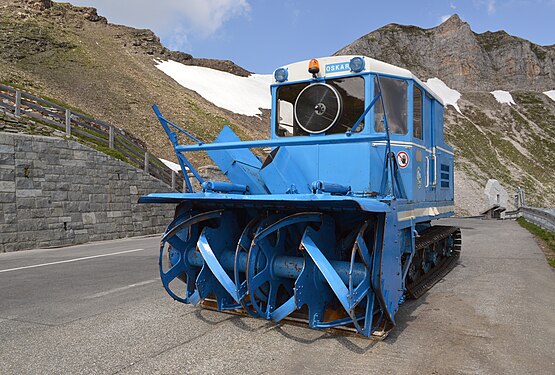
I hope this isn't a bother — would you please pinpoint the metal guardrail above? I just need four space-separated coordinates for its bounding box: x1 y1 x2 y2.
520 207 555 233
504 209 520 220
0 83 183 192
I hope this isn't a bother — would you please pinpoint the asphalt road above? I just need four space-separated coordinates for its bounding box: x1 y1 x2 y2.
1 218 554 374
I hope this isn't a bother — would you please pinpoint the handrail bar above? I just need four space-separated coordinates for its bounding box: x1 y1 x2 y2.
175 134 389 152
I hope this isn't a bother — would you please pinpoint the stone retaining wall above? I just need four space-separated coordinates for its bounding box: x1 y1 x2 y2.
0 133 176 252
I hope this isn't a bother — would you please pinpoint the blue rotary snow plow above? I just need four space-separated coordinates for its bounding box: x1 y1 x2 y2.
139 56 461 338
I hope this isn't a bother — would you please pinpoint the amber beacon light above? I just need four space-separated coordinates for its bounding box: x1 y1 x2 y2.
308 59 320 77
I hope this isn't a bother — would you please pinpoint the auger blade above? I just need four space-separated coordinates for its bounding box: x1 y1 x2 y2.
245 212 321 321
159 210 223 304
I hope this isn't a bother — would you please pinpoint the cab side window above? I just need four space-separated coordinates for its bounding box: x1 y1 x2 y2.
413 86 423 139
374 76 408 134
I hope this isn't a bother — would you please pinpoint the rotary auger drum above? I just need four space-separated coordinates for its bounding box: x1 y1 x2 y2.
140 55 461 338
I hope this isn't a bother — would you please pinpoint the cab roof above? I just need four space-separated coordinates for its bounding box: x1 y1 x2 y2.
275 55 445 106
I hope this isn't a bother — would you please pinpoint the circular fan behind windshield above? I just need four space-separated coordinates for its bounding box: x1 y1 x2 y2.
294 83 342 134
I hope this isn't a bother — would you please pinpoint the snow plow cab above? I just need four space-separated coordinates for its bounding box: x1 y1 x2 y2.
139 56 461 338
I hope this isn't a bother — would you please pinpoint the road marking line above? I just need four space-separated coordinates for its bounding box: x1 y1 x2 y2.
84 279 158 299
0 248 145 274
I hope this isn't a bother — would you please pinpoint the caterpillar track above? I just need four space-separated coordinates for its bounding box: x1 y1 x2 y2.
406 226 462 299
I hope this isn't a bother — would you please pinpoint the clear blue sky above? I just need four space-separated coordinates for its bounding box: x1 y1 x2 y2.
70 0 554 73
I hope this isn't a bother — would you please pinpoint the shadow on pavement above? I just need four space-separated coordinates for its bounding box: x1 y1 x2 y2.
186 264 454 352
384 292 429 344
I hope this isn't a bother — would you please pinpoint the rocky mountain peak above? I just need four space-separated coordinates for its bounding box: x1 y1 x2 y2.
336 17 555 92
435 14 473 35
438 14 464 28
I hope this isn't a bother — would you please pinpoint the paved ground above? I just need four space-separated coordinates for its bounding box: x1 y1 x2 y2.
0 218 554 374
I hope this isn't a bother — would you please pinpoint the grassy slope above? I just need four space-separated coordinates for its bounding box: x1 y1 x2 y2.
444 91 555 212
0 2 267 167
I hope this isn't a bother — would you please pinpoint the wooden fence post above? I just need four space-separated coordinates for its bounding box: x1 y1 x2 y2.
65 109 71 136
144 152 149 173
15 90 21 117
109 126 115 149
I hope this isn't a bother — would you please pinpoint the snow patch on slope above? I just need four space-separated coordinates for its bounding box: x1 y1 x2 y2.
155 60 272 116
491 90 515 105
425 78 461 113
160 158 186 172
544 90 555 102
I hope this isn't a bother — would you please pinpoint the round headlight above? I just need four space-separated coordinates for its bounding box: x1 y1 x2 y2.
349 57 365 73
274 68 288 82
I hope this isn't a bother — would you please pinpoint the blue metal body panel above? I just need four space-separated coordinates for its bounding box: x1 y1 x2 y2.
139 192 391 212
258 147 311 194
143 56 457 337
207 126 269 195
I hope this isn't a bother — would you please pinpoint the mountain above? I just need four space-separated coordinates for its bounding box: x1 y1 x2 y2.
337 15 555 92
1 2 553 214
337 15 555 213
0 0 267 166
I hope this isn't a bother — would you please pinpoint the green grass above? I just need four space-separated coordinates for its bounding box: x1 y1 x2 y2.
0 78 92 117
513 92 555 139
19 114 130 164
76 124 108 140
479 34 502 52
449 115 513 184
509 107 528 132
78 134 130 164
449 99 555 208
0 79 32 91
94 144 128 163
531 44 547 61
37 94 93 117
517 217 555 269
517 217 555 251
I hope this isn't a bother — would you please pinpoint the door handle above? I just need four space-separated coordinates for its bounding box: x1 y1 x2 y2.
431 151 437 187
425 156 430 188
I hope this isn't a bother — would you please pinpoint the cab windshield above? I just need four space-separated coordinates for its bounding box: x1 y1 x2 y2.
276 76 365 137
